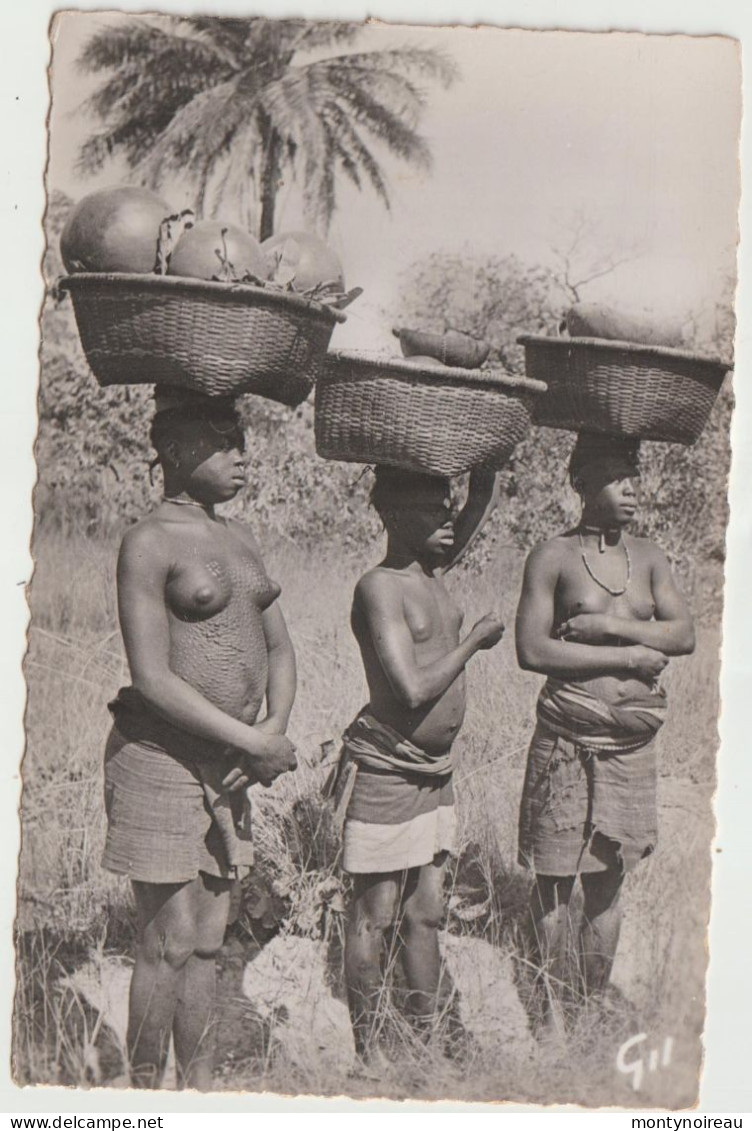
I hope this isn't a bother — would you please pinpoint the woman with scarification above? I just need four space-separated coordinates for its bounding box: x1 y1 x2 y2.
103 394 297 1088
515 433 694 1031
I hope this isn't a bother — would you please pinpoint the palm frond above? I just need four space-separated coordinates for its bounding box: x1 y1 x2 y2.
211 127 260 227
77 18 233 80
134 78 249 184
309 60 428 126
76 18 236 173
326 70 433 167
296 21 362 51
73 16 458 230
182 16 254 65
256 68 328 157
322 101 391 207
76 117 168 179
316 46 459 89
77 82 206 174
328 135 363 192
264 61 430 169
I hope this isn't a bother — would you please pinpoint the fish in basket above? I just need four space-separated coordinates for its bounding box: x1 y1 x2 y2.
59 273 348 408
314 352 547 477
517 333 731 445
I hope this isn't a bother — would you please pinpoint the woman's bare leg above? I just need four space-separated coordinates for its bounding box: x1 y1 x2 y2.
128 880 196 1088
345 872 401 1058
580 867 624 997
528 873 576 1033
172 873 232 1090
400 852 448 1029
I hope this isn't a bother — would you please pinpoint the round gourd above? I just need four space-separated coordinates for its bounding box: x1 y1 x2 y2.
262 231 345 292
60 186 173 274
565 303 685 348
167 221 271 281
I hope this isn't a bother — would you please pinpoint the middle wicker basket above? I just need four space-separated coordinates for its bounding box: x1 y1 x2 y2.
315 352 547 477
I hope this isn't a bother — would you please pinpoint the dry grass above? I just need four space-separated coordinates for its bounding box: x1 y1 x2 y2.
16 525 720 1106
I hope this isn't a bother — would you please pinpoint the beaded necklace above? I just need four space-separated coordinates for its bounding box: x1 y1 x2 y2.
163 496 212 514
578 530 631 597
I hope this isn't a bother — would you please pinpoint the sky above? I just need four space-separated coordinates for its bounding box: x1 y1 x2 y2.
47 14 741 353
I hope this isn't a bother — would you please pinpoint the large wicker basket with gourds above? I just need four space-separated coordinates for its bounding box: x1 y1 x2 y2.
60 272 347 407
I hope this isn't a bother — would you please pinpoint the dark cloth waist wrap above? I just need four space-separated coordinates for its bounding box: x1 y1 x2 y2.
108 687 222 757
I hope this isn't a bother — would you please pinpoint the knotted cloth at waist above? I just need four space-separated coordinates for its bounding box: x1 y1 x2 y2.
536 678 667 753
342 710 455 776
323 709 454 831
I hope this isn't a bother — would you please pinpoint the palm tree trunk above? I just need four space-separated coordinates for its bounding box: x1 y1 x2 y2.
195 157 213 220
259 121 283 241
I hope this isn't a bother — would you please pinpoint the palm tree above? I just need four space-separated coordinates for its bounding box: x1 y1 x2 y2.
75 15 458 238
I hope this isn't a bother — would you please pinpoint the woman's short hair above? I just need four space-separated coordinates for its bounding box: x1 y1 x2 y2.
149 397 241 462
369 466 450 518
569 432 640 492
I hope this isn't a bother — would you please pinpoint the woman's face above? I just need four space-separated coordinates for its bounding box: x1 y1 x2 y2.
580 458 639 527
386 481 456 559
169 417 247 503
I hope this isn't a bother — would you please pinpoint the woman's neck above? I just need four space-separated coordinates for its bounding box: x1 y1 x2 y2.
382 538 433 575
578 517 623 549
162 487 216 519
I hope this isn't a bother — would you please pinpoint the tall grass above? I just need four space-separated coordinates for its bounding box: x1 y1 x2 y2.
16 524 719 1105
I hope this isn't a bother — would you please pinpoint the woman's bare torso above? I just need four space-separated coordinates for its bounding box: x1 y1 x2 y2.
159 515 280 723
353 569 465 755
554 531 656 701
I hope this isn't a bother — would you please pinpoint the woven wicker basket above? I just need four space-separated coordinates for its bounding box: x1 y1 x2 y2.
315 352 547 476
60 273 347 407
518 334 730 445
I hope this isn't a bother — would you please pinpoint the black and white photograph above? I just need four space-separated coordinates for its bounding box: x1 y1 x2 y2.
10 2 744 1110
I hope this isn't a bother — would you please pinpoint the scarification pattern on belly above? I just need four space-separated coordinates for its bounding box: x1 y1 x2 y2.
169 556 278 722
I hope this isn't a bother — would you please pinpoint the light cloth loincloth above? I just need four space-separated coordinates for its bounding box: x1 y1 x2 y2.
326 711 456 875
102 689 253 884
518 679 664 877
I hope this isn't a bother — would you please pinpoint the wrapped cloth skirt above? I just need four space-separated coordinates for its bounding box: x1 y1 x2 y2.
343 765 456 874
102 725 253 884
518 724 657 877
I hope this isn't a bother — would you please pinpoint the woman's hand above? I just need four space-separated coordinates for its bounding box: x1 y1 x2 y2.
625 645 669 680
222 723 296 792
468 611 505 651
557 613 613 644
222 762 254 793
242 732 298 788
440 469 499 572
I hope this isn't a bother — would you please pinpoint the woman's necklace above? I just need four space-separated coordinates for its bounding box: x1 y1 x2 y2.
163 496 211 513
578 530 631 597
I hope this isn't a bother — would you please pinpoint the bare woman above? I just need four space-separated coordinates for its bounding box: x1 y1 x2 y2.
515 433 694 1028
103 396 297 1088
336 467 504 1059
